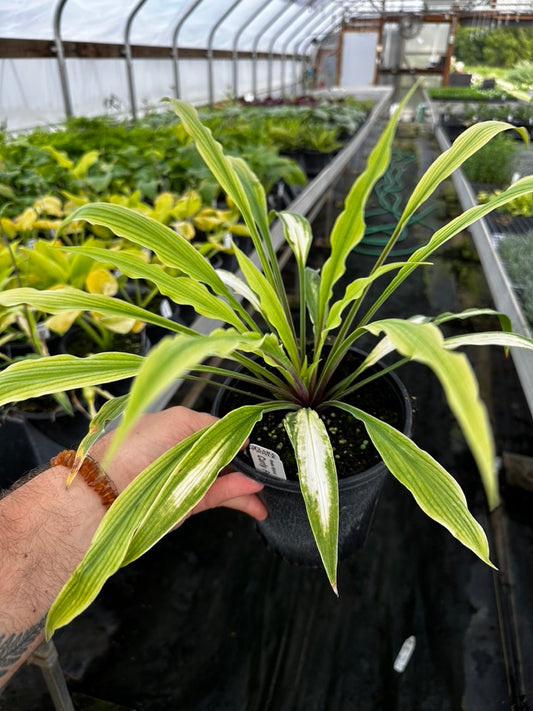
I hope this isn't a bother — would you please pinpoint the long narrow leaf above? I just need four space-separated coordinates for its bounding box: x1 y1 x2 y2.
364 319 498 509
353 307 517 375
284 408 339 592
318 83 420 329
0 353 142 405
74 395 129 466
445 331 533 351
123 404 272 563
399 121 528 232
216 268 261 312
334 401 493 566
364 176 533 324
278 211 313 266
63 245 250 330
325 262 413 334
46 427 206 636
232 243 299 365
0 287 186 334
104 329 267 464
230 156 271 246
405 176 533 268
433 308 513 332
47 403 273 636
168 100 275 280
59 202 229 295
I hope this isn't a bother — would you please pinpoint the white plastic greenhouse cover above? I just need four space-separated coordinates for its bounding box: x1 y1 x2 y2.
1 0 343 130
2 0 526 42
1 0 531 130
2 0 321 48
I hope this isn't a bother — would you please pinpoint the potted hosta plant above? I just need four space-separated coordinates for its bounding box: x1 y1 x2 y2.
1 85 533 639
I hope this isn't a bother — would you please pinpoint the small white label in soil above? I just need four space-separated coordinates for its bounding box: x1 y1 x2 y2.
36 322 51 340
249 444 287 480
159 299 173 319
393 635 416 673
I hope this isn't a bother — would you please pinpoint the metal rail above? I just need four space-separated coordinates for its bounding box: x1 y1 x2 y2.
266 4 306 96
291 9 343 94
279 5 321 94
251 0 297 98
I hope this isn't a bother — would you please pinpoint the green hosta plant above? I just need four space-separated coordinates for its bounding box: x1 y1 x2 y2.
1 85 533 638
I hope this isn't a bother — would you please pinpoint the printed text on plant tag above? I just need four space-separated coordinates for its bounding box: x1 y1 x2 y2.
249 444 287 480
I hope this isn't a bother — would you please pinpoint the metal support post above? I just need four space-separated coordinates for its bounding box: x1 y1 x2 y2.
280 6 320 95
172 0 206 99
53 0 73 119
28 640 75 711
252 0 294 99
124 0 148 122
207 0 245 108
266 4 301 96
232 0 274 99
292 10 341 94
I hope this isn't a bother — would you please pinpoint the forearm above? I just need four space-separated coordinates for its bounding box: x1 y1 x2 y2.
0 462 106 688
0 409 198 688
0 406 266 690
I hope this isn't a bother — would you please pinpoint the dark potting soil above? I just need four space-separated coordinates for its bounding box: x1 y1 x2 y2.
218 350 406 481
62 329 147 357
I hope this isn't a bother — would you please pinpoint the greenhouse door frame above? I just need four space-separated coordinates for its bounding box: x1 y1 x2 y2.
336 23 380 87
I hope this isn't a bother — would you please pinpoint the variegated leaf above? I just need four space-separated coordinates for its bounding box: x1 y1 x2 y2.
104 329 267 464
0 353 142 406
284 408 339 591
365 318 498 509
334 401 493 567
278 211 313 266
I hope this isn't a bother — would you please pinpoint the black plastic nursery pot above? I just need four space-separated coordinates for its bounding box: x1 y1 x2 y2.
60 326 150 396
213 350 413 568
300 148 337 179
0 406 91 489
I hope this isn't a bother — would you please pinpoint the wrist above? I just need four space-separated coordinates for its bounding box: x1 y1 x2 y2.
0 463 105 632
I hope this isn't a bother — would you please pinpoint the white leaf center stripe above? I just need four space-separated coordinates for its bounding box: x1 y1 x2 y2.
304 412 332 528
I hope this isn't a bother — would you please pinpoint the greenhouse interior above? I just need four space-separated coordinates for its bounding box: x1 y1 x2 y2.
1 1 533 709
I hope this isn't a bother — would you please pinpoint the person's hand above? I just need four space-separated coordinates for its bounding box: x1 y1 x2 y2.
89 406 267 522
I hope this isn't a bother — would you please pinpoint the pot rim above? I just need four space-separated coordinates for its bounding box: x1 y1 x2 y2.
213 347 413 493
232 451 390 493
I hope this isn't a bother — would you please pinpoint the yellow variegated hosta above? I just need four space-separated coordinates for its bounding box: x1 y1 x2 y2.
85 268 118 297
34 195 64 217
45 310 79 335
170 189 202 220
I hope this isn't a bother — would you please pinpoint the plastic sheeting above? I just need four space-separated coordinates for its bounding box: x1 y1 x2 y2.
1 0 530 44
2 0 528 130
1 0 322 48
1 0 340 130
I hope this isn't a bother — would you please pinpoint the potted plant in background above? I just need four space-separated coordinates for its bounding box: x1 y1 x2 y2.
0 84 533 639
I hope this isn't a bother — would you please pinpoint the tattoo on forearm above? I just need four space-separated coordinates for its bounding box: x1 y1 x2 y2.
0 618 45 681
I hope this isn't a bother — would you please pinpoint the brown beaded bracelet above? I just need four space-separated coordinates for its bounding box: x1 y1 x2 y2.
50 449 118 510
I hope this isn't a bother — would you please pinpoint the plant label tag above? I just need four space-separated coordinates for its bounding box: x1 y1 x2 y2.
249 444 287 480
36 323 51 340
393 635 416 673
159 299 173 319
